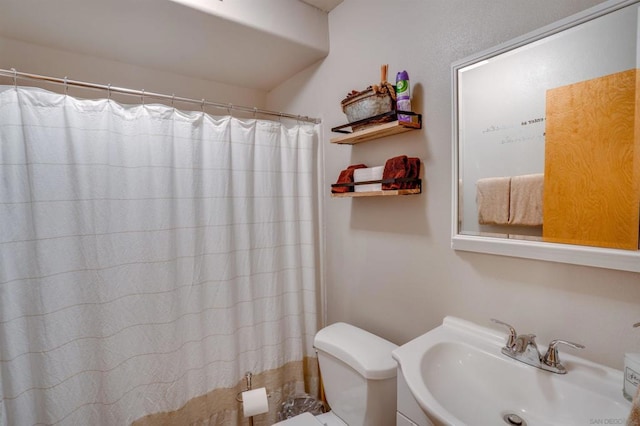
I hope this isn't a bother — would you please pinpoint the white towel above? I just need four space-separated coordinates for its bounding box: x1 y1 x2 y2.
476 177 510 225
509 173 544 226
354 166 384 192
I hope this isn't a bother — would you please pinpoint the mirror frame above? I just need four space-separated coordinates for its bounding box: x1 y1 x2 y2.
451 0 640 273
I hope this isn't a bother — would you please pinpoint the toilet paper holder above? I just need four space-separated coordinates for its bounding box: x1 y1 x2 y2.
236 372 251 403
236 372 271 424
236 372 271 402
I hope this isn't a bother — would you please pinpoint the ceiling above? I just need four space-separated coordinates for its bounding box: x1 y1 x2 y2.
301 0 343 12
0 0 343 91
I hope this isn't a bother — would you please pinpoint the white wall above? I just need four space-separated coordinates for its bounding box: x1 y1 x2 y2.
267 0 640 370
2 0 639 372
0 36 266 109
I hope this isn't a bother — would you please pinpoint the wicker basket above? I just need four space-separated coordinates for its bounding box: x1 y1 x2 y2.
341 88 395 131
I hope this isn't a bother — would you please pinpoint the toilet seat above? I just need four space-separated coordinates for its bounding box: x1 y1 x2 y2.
273 411 347 426
273 412 323 425
315 412 347 425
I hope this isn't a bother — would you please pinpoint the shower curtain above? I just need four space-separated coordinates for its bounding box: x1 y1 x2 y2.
0 86 319 425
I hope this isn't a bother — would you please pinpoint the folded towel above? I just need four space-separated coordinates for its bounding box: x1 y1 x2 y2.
628 385 640 426
380 156 421 190
476 177 510 225
403 157 421 189
509 173 544 226
354 166 384 192
332 164 367 193
382 155 408 190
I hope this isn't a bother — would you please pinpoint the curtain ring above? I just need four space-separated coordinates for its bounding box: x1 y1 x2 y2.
201 99 205 112
253 107 258 118
141 89 145 105
279 112 283 122
11 68 17 89
171 94 175 108
63 77 68 95
228 103 233 117
107 84 112 101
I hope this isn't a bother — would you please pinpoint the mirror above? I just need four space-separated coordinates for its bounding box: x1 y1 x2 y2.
452 0 640 273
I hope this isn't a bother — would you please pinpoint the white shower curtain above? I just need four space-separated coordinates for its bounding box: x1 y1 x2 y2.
0 86 319 425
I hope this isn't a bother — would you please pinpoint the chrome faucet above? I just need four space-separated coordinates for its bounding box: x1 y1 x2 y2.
491 319 585 374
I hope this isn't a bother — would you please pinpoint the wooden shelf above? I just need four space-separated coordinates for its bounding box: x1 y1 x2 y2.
330 120 421 145
331 188 421 198
331 178 422 198
329 111 423 198
330 113 422 145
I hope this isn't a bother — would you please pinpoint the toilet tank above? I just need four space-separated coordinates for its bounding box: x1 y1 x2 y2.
313 323 398 426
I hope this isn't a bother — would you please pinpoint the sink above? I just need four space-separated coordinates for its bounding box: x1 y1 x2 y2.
392 317 631 426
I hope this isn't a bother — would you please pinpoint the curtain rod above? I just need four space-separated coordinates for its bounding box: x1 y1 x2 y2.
0 68 321 124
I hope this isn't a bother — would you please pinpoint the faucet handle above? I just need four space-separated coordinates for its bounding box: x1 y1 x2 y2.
491 318 517 348
542 339 585 372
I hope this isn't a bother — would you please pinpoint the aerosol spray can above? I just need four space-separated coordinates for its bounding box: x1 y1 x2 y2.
396 70 411 122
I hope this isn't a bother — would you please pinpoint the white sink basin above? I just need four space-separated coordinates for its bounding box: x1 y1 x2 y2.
392 317 631 426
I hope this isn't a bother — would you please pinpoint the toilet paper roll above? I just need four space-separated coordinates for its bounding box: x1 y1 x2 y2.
242 387 269 417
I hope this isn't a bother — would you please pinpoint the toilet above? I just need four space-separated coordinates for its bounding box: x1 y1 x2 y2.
275 322 398 426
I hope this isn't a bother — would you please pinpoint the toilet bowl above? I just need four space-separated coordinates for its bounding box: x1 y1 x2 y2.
274 322 398 426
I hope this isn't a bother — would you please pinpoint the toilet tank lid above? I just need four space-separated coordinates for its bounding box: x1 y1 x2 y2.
313 322 398 380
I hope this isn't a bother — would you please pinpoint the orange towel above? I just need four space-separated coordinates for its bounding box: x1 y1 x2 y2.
332 164 367 193
382 155 408 190
403 157 420 189
381 156 420 190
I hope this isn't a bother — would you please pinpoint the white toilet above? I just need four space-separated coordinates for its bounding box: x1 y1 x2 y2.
275 322 398 426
